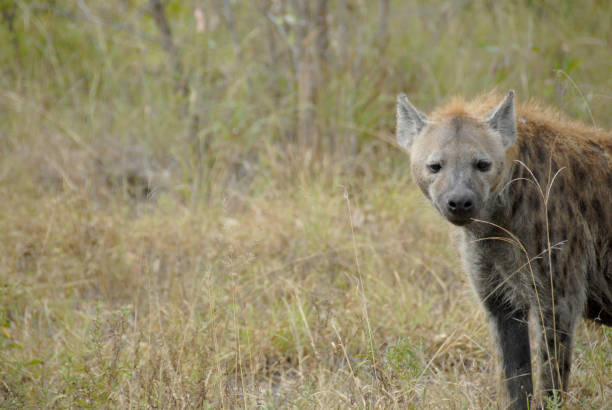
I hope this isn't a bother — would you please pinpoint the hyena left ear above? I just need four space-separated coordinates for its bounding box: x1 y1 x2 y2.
396 94 427 151
485 90 517 149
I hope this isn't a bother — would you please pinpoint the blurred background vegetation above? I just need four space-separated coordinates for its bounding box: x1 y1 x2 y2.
0 0 610 408
1 0 611 202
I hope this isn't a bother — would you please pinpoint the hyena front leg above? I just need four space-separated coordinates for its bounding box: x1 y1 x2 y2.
483 292 533 410
537 301 580 404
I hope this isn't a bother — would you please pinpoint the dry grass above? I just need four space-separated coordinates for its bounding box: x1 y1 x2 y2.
0 0 610 408
1 163 609 408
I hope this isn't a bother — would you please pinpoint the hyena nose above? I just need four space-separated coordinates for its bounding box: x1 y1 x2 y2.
447 196 474 214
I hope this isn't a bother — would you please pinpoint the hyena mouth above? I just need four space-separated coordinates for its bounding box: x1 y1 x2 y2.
433 202 475 226
437 203 478 226
446 215 473 226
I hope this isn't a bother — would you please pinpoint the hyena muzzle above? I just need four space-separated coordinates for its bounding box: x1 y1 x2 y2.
396 90 611 409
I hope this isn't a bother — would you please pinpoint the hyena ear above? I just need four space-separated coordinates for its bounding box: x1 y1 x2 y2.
396 94 427 151
485 90 517 149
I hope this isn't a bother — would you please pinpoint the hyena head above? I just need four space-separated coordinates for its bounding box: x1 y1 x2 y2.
396 91 517 226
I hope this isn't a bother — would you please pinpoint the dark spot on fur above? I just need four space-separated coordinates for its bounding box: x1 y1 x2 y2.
537 255 547 273
534 144 546 162
567 205 574 219
534 221 543 236
573 235 583 251
560 227 568 241
579 199 587 214
558 182 565 194
592 198 602 216
529 193 540 210
519 142 530 159
551 252 558 265
550 158 558 171
566 239 575 258
573 162 586 182
512 193 523 216
558 271 569 297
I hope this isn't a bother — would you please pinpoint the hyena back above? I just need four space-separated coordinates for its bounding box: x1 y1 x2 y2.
396 91 611 409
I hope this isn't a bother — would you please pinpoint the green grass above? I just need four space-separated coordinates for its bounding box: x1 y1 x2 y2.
0 0 610 408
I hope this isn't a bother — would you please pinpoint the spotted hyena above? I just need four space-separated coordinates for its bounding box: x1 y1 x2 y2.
396 90 611 409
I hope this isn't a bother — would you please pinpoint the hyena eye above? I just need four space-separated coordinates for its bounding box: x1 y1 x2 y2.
475 160 492 172
427 163 442 173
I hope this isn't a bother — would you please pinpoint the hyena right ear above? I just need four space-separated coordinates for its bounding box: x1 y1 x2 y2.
396 94 427 151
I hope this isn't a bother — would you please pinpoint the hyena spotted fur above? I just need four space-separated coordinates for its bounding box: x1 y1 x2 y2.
396 90 611 409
